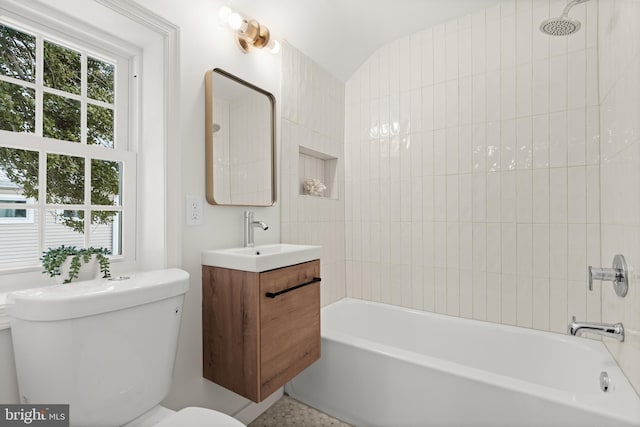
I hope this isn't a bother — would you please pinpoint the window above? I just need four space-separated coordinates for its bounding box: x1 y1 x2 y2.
0 18 135 272
0 194 34 223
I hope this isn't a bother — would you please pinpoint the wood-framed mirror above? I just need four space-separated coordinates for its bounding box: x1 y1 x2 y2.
205 68 276 206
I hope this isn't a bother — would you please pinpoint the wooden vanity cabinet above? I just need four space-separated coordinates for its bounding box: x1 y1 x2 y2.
202 260 320 402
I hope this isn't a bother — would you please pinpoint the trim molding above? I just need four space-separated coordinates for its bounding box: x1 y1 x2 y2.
96 0 182 269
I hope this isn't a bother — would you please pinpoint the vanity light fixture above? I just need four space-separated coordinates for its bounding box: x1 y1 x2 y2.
218 6 281 54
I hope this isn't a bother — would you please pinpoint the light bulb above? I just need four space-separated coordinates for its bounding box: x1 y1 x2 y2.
228 12 244 30
267 39 281 54
218 6 232 24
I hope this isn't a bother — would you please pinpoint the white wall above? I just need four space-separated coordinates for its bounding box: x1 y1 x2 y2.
0 0 283 417
129 0 282 416
4 0 640 417
280 43 346 307
599 0 640 394
344 0 601 332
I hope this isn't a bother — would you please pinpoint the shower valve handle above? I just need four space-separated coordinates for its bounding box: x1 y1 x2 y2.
588 254 628 297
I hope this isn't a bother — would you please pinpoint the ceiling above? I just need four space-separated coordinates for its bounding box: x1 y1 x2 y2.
230 0 501 81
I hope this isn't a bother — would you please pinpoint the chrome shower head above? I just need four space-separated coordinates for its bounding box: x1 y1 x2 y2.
539 0 589 36
539 16 581 36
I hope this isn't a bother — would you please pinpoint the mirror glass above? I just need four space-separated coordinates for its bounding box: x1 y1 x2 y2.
205 68 275 206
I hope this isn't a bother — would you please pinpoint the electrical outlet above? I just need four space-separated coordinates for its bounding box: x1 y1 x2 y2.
186 195 203 226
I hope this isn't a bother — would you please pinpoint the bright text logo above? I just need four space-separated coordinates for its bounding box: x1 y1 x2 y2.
0 405 68 427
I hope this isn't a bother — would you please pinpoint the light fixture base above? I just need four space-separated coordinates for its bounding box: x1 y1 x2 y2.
253 26 270 48
235 35 251 53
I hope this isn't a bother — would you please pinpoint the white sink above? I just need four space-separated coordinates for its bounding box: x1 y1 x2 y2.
202 244 321 272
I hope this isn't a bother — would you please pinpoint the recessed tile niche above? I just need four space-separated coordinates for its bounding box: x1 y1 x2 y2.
298 146 338 199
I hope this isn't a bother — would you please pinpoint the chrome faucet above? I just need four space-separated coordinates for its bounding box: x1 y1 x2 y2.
568 316 624 342
243 211 268 248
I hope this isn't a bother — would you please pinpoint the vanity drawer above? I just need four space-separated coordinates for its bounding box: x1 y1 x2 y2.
259 260 321 398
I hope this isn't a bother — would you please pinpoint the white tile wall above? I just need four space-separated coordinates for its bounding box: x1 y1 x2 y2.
281 0 640 396
599 0 640 395
281 43 346 307
344 0 600 333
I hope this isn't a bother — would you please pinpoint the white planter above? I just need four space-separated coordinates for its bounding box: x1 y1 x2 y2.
56 254 100 284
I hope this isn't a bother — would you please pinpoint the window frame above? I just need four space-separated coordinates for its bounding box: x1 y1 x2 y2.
0 10 137 276
0 0 181 305
0 193 34 224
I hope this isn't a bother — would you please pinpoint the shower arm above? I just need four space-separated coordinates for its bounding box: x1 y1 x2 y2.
561 0 589 17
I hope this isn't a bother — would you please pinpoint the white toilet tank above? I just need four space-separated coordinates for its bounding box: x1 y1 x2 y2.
7 269 190 427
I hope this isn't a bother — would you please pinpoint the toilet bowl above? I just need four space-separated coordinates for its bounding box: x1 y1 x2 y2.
6 269 245 427
155 407 244 426
125 405 244 427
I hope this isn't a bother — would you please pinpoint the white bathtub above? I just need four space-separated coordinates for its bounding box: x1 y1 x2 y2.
286 298 640 427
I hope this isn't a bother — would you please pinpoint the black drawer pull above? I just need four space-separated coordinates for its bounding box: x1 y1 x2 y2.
265 277 321 298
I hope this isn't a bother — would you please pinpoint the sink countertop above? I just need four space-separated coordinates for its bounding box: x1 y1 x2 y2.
202 244 321 272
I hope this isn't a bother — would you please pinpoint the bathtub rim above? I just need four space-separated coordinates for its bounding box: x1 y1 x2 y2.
320 297 640 426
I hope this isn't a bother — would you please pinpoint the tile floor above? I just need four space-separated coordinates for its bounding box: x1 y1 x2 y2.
248 395 351 427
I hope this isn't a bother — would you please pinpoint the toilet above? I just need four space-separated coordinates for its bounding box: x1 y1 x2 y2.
6 269 245 427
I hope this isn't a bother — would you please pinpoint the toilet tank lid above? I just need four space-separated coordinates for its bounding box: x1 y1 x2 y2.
6 269 189 321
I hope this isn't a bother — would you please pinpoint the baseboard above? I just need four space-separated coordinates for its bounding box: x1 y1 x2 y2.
233 387 284 425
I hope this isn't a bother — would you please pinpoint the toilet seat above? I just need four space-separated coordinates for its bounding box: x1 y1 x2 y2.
154 407 245 427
